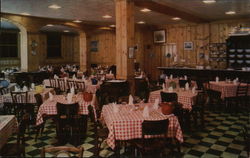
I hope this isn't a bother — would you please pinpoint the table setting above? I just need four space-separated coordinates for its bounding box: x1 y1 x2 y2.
101 97 183 149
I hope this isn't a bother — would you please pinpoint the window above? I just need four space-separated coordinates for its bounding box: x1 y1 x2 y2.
47 33 61 58
0 31 19 58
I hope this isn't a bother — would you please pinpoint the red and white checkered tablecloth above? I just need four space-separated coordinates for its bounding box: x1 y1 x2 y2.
101 103 183 149
149 90 197 111
105 74 115 80
36 95 91 126
209 81 250 99
165 78 197 89
43 79 100 93
0 88 54 104
0 115 18 149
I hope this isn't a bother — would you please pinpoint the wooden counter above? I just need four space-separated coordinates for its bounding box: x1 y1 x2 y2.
158 67 250 82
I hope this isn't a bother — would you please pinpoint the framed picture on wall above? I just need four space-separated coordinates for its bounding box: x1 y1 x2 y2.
90 40 98 52
153 30 166 44
184 42 193 50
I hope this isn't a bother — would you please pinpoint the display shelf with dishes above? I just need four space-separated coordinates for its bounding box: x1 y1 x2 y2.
226 35 250 69
208 43 227 69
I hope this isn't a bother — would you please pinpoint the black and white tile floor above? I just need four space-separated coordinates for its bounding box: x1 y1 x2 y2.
6 110 250 157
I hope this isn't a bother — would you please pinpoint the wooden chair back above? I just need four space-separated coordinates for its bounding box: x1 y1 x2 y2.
49 78 57 88
160 92 177 102
11 91 28 104
34 93 43 107
57 78 67 92
142 119 169 137
0 87 9 95
75 81 85 92
179 79 188 88
56 102 79 120
236 83 248 97
67 80 77 90
41 146 84 158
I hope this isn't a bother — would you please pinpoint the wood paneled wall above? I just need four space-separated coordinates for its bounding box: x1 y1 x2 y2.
28 33 80 71
2 14 250 81
88 30 116 66
146 19 250 80
1 14 87 72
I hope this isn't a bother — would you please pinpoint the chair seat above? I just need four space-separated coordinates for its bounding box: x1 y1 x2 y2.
97 127 109 138
0 143 25 156
134 138 166 151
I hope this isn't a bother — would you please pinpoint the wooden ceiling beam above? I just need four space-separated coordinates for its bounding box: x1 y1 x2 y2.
134 0 209 23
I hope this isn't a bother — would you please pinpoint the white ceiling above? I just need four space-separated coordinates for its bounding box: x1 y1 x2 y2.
1 0 250 26
40 25 79 34
154 0 250 21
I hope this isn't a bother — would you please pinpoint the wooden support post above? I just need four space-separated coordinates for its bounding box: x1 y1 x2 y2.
115 0 135 94
79 32 87 72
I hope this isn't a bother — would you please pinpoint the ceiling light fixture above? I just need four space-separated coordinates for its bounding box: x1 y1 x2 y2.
46 24 54 27
202 0 216 4
137 21 145 24
20 12 30 16
110 25 116 28
172 17 181 20
102 15 112 19
99 27 112 30
225 11 236 15
63 30 69 32
140 8 151 12
48 4 61 9
73 20 82 23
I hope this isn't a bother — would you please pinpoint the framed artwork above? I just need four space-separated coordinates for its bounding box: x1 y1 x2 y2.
184 42 193 50
128 47 134 59
153 30 166 44
90 41 98 52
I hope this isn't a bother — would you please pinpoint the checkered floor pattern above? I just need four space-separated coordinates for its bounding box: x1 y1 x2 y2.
5 110 250 158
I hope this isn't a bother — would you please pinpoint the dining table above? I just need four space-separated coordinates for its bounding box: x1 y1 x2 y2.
148 89 198 111
209 81 250 99
0 88 55 104
101 103 183 149
0 115 18 149
43 78 101 94
36 94 92 126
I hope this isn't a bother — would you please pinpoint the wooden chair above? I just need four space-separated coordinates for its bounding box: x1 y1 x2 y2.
41 146 84 158
0 117 28 157
235 83 249 109
57 78 68 94
0 87 9 95
75 80 85 93
227 83 249 112
205 84 222 111
34 93 44 141
11 91 28 121
88 105 109 158
135 78 150 102
191 92 206 128
133 119 169 157
49 78 60 94
49 78 57 88
67 80 77 92
242 125 250 157
160 92 177 102
56 102 80 145
11 91 36 132
179 79 188 88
